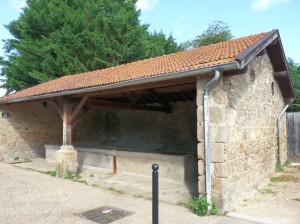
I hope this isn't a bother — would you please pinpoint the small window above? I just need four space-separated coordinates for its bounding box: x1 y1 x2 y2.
271 82 275 96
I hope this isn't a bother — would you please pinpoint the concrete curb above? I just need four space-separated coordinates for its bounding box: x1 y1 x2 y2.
227 212 280 224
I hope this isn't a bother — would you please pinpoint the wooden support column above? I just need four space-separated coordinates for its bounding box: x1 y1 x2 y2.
63 100 73 145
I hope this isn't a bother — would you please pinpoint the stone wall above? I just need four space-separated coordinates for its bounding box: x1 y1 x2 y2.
0 95 197 159
197 53 287 209
0 101 62 160
73 101 197 153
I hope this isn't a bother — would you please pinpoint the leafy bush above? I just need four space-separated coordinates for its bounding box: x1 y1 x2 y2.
186 197 209 216
209 204 218 215
185 197 218 216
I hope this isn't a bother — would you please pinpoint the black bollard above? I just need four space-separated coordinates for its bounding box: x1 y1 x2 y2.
152 163 159 224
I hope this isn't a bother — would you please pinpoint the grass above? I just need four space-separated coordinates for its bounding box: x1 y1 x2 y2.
74 179 88 184
64 169 78 179
24 157 32 162
14 156 19 161
185 197 218 216
260 187 276 195
270 174 299 183
105 215 113 222
133 194 144 198
176 201 186 207
275 160 291 172
63 169 88 184
293 198 300 202
108 187 125 194
46 170 56 177
91 183 99 187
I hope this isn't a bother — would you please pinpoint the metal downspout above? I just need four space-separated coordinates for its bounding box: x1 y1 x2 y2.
277 104 289 164
204 70 220 209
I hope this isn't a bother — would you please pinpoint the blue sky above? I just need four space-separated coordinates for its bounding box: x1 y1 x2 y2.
136 0 300 62
0 0 299 63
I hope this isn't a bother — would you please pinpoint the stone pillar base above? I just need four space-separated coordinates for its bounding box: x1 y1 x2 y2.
55 145 78 177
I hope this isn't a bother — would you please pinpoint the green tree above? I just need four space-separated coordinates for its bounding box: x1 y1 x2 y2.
146 31 178 58
179 21 234 50
0 0 178 92
287 58 300 112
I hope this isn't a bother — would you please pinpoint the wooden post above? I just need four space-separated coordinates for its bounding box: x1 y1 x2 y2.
63 100 73 145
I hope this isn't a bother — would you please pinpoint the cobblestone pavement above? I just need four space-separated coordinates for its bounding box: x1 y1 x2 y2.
0 162 254 224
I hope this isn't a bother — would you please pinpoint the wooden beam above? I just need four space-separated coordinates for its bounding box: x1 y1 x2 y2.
155 83 195 94
69 95 89 124
63 101 73 145
52 100 63 120
236 30 278 68
148 90 171 113
257 49 266 56
274 71 288 79
122 92 140 103
88 99 168 113
70 76 196 99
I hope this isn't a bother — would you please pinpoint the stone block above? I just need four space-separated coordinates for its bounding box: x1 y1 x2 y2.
197 107 204 125
210 106 224 123
212 90 229 106
212 176 228 198
196 92 203 107
198 175 206 195
196 76 213 107
55 145 78 177
197 124 204 141
214 162 230 178
211 143 225 163
197 143 204 160
214 196 229 211
198 159 204 175
214 124 230 143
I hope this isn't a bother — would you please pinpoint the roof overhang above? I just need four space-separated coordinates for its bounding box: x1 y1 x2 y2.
0 61 241 105
0 29 295 105
236 29 295 103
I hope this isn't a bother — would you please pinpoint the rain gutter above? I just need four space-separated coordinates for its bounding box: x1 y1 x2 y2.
277 104 289 164
204 70 220 210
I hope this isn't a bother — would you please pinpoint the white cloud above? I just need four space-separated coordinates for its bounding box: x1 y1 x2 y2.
9 0 26 10
136 0 159 10
251 0 290 10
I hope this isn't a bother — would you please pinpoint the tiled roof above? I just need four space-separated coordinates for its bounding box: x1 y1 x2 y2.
0 32 269 102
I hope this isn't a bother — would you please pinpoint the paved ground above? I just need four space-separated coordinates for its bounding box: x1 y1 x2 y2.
13 158 198 205
0 161 254 224
230 163 300 224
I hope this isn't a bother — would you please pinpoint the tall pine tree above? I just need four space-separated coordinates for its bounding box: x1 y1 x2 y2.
0 0 178 92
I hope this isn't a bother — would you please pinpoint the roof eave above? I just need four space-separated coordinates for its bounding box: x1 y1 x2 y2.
0 61 241 105
237 29 296 102
236 30 279 68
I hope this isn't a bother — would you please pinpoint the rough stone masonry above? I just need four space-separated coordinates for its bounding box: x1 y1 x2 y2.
196 53 287 209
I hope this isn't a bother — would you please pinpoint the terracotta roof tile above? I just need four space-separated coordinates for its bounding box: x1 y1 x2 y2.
0 32 269 102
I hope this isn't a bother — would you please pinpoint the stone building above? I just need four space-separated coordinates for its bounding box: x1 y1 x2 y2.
0 29 295 209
